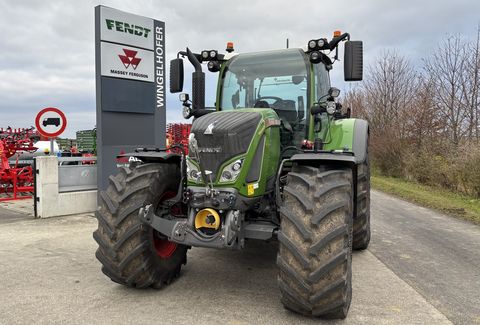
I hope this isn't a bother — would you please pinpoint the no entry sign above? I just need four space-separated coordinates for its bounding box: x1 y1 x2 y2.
35 107 67 138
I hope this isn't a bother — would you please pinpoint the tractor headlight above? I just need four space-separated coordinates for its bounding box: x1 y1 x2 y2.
308 40 317 49
232 161 242 171
201 51 209 60
317 39 325 48
182 105 192 119
326 101 336 115
186 157 201 182
179 93 189 102
219 158 244 183
309 51 321 64
207 61 221 72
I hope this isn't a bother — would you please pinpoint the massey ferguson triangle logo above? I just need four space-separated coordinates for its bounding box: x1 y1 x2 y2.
118 49 141 70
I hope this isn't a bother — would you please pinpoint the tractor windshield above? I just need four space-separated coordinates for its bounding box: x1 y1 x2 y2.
220 49 309 137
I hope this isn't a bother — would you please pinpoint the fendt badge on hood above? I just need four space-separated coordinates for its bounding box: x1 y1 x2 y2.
204 122 215 135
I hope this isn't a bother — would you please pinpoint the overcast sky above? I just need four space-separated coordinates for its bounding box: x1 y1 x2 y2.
0 0 479 138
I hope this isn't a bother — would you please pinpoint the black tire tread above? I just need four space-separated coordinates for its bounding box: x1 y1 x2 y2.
277 165 353 319
94 163 187 289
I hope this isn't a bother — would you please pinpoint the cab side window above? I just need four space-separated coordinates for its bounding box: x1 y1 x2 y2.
315 64 330 102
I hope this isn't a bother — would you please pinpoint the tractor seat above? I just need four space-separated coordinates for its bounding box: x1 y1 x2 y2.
274 100 297 125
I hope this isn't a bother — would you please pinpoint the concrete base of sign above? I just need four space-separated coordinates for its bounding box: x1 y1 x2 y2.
35 156 97 218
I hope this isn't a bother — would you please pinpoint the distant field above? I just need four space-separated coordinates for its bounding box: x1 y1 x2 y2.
372 175 480 225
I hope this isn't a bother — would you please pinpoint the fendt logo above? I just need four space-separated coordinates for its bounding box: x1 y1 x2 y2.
105 19 151 38
118 49 141 70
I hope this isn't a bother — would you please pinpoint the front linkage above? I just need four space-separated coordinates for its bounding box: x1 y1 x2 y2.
140 203 245 249
135 146 276 250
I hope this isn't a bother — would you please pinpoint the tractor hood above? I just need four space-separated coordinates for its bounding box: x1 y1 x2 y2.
188 108 281 198
190 110 262 181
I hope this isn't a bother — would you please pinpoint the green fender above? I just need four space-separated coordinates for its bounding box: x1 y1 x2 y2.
290 118 369 165
284 118 369 215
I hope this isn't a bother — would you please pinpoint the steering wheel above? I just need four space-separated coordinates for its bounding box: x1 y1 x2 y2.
256 96 283 107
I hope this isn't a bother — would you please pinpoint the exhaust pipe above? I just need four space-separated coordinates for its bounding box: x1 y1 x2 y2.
186 48 205 110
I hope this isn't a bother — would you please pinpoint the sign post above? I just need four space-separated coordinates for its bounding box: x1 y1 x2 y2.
95 6 166 191
35 107 67 155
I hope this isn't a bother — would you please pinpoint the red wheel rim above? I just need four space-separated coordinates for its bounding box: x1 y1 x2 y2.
153 191 178 259
153 237 177 258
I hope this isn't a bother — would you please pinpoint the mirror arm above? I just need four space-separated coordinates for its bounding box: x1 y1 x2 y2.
186 48 202 72
184 48 205 110
328 33 350 50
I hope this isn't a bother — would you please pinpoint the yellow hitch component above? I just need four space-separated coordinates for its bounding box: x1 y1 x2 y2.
194 208 221 230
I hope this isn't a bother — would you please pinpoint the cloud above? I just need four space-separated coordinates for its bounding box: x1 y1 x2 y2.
0 0 479 138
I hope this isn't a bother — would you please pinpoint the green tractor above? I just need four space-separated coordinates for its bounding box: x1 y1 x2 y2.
94 31 370 319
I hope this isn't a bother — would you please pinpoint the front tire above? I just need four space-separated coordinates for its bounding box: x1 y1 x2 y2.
277 165 353 319
93 163 188 288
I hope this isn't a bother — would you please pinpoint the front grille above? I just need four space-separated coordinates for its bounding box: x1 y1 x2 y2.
190 111 262 180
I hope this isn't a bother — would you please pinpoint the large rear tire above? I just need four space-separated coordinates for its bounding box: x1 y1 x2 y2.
277 165 353 319
93 163 188 288
353 156 371 250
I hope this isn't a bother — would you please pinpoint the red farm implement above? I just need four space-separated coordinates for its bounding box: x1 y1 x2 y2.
166 123 191 154
0 127 38 201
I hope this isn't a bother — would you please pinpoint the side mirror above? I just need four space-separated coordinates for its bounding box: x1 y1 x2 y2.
170 58 184 93
344 41 363 81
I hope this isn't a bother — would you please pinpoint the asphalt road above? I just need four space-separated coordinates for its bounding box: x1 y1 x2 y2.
369 190 480 325
0 190 478 324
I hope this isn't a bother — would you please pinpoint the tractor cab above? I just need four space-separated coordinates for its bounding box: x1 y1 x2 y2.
171 32 362 154
219 48 311 149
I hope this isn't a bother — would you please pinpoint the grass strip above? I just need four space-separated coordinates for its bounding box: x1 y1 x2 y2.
372 175 480 225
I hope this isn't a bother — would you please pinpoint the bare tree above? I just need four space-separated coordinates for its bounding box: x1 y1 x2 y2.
361 50 418 139
423 35 469 145
463 26 480 140
342 29 480 196
342 87 367 120
405 75 445 147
